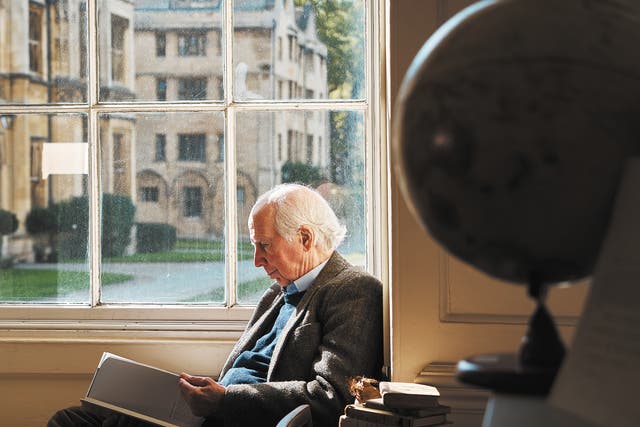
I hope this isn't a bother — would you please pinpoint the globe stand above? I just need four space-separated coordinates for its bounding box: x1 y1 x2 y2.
456 276 566 395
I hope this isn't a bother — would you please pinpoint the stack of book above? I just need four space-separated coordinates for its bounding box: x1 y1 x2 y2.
339 381 451 426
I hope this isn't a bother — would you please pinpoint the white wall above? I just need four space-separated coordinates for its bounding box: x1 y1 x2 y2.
0 2 589 426
389 1 588 425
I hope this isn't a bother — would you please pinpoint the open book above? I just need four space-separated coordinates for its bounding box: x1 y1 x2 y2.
81 352 202 427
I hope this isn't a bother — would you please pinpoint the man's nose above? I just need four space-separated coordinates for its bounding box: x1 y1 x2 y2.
254 247 266 267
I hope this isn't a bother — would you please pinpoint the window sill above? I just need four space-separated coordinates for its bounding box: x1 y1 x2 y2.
0 304 254 320
0 306 252 375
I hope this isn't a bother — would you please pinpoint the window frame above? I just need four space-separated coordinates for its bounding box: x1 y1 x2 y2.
0 0 389 336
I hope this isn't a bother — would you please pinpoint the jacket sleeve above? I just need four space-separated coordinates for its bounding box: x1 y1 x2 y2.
217 274 383 427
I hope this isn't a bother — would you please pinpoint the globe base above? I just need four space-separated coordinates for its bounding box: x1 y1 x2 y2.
457 352 560 395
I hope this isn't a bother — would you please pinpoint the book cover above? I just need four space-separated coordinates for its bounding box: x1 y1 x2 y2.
364 397 450 417
378 382 440 410
345 404 447 427
81 352 202 427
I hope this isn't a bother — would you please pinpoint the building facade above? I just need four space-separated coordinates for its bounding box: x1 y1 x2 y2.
0 0 328 259
133 0 329 238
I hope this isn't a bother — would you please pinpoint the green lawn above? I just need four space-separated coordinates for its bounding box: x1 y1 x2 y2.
0 267 270 302
184 276 273 303
0 269 132 299
98 239 254 263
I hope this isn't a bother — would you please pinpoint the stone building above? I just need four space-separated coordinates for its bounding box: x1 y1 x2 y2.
0 0 329 259
0 0 136 260
133 0 329 238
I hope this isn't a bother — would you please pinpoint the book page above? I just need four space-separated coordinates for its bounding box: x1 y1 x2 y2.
549 159 640 427
86 353 202 427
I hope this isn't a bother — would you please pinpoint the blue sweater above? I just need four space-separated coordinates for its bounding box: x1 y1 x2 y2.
220 285 304 386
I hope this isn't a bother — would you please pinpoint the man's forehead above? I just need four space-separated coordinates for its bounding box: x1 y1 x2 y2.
249 205 276 238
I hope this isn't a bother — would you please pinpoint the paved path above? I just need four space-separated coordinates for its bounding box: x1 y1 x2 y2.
18 260 267 303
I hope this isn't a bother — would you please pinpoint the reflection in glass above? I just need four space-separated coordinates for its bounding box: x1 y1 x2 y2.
234 0 365 101
236 110 366 304
98 112 226 304
0 114 89 303
1 1 88 104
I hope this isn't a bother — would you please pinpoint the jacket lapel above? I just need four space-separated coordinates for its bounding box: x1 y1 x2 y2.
266 252 348 379
219 291 285 378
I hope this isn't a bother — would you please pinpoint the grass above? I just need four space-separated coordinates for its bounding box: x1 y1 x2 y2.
98 239 255 263
105 251 224 263
0 269 132 300
184 276 273 303
0 266 270 302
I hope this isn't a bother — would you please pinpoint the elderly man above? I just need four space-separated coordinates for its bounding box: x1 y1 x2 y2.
48 183 383 427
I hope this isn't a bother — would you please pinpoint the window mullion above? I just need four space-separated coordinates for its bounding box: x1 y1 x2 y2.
224 0 238 307
88 0 101 306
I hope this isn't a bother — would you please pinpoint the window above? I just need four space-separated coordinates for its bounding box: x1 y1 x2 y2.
111 15 128 82
140 186 159 202
237 186 245 207
80 3 88 79
178 32 206 56
155 134 166 161
288 35 295 60
0 0 385 326
178 78 207 100
287 130 293 161
216 133 224 162
183 186 203 217
178 134 206 162
156 32 166 57
156 78 167 101
277 134 282 161
29 4 43 74
30 140 43 182
306 135 313 163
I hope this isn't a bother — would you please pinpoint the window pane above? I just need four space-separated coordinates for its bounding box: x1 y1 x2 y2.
1 1 88 104
235 109 366 304
0 114 90 303
105 1 224 102
234 0 365 101
98 112 226 304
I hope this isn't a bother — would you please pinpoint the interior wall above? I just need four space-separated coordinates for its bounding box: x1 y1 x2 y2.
389 0 587 383
0 2 591 426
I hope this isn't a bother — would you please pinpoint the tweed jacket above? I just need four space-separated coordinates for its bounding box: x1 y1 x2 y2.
215 251 383 427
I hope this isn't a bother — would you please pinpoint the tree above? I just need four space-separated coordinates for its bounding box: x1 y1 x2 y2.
26 207 59 262
56 194 136 259
0 209 18 236
295 0 365 183
281 161 325 186
295 0 364 98
0 209 19 265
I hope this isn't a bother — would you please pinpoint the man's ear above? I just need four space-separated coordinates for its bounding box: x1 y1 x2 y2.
299 226 313 250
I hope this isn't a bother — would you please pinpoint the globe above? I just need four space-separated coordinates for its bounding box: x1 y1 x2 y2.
394 0 640 286
392 0 640 394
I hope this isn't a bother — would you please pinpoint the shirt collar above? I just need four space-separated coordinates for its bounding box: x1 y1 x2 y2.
287 259 329 294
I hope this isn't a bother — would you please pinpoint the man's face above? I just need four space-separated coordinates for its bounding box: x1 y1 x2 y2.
249 205 309 286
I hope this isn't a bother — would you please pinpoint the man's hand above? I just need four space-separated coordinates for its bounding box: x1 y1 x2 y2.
178 373 226 418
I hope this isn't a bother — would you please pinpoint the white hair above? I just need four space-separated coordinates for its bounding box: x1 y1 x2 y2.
250 183 347 252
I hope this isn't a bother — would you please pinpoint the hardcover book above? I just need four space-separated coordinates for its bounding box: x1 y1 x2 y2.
379 382 441 410
80 352 202 427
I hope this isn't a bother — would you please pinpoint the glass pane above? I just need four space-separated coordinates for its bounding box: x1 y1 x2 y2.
0 113 90 303
234 0 365 101
0 1 88 104
100 1 224 102
236 109 366 304
98 112 225 303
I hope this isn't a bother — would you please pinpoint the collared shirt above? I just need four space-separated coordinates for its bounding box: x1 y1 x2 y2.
288 258 328 293
219 259 329 386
